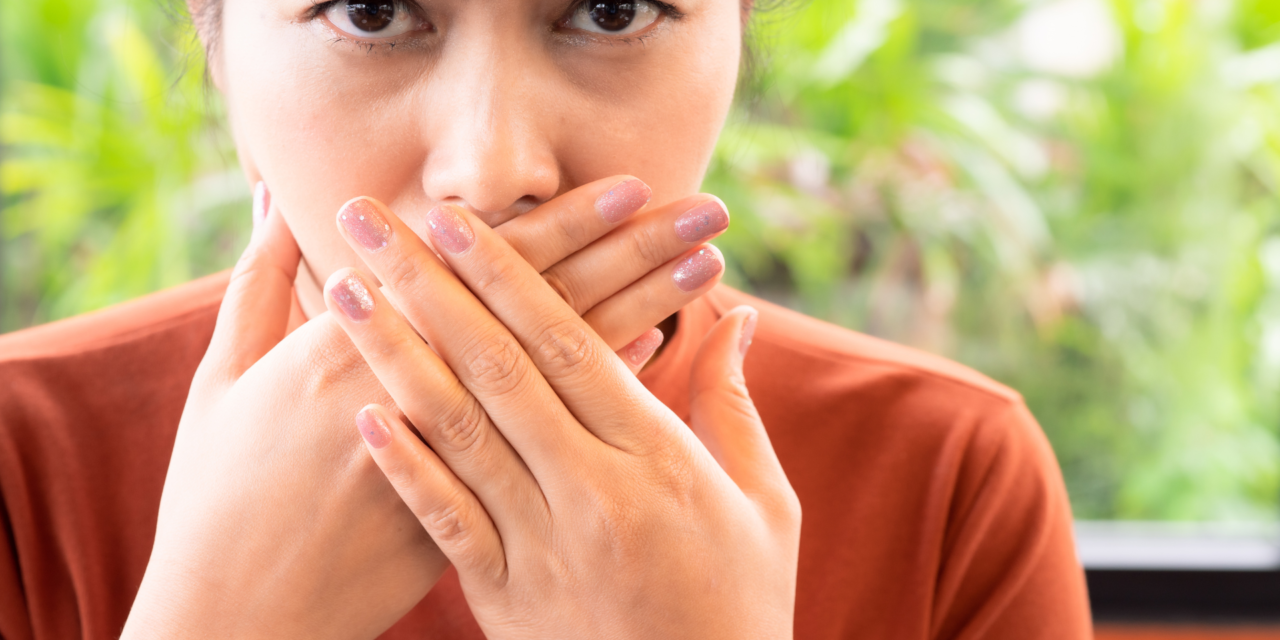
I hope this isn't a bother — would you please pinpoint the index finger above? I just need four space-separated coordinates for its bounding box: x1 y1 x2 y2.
424 203 700 451
493 175 651 273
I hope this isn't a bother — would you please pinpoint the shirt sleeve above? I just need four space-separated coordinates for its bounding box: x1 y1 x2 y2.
929 401 1093 639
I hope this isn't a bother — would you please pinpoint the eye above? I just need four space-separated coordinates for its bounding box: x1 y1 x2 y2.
567 0 662 35
324 1 423 39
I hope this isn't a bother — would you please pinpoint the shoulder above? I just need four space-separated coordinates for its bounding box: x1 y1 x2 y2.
0 275 230 639
0 272 228 430
693 286 1059 505
694 289 1088 635
704 285 1023 414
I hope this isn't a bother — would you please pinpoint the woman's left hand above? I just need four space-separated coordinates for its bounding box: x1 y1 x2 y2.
325 198 801 639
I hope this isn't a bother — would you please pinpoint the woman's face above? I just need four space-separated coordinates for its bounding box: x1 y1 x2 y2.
211 0 742 284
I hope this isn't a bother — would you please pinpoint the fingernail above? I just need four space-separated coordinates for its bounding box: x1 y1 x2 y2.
253 181 270 231
356 407 392 449
623 327 664 366
739 308 758 357
595 178 652 224
674 199 729 243
672 247 723 292
330 272 375 322
338 198 393 252
426 204 476 254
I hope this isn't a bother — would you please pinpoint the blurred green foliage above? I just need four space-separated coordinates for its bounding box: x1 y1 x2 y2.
4 0 1280 521
0 0 245 328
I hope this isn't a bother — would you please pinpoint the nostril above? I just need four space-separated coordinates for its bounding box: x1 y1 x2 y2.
432 196 541 229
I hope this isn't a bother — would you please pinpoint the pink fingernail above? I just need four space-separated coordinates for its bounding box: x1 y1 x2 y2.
674 199 729 243
253 181 270 230
672 247 724 292
595 178 652 224
426 204 476 254
739 308 758 357
623 327 664 366
338 198 393 252
356 408 392 449
330 272 375 322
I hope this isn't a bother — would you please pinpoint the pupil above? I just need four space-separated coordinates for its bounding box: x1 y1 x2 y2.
588 1 636 31
347 2 396 32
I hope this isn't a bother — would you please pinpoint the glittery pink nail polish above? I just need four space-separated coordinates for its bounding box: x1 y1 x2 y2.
356 408 392 449
623 327 664 366
426 204 476 254
739 308 758 357
672 247 724 292
595 178 652 224
330 272 375 322
338 198 393 252
674 199 729 243
253 181 270 230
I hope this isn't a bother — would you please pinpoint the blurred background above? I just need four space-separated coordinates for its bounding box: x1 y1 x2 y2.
4 0 1280 539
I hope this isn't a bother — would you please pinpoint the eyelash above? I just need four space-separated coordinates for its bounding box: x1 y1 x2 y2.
305 0 429 52
306 0 683 52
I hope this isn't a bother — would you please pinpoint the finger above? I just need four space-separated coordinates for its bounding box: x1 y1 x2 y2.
203 182 301 383
688 306 793 510
494 176 651 273
325 268 549 531
356 404 507 589
584 245 726 351
336 197 593 477
420 202 681 449
618 327 664 376
542 195 728 317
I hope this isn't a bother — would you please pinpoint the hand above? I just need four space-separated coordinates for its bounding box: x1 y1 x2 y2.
122 176 731 638
326 199 801 639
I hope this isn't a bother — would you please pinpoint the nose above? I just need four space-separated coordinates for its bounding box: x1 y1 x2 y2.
419 31 560 227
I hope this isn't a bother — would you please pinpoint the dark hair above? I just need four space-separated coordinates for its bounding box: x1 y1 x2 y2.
184 0 223 61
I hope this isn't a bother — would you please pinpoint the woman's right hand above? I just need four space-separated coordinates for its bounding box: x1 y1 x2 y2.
121 176 730 638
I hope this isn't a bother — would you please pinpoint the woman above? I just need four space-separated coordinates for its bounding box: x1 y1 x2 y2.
0 0 1091 637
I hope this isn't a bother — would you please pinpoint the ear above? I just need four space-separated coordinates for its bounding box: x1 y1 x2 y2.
186 0 227 91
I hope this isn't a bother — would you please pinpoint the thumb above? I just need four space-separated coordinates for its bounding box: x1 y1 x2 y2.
202 182 302 385
688 305 787 500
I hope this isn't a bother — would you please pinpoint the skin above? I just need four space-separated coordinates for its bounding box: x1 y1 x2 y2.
328 198 800 639
122 0 800 636
213 0 741 308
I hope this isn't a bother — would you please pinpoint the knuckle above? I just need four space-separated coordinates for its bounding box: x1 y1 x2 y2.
541 270 586 314
424 501 471 546
762 484 803 537
433 398 488 455
647 438 698 504
470 255 524 295
555 206 598 249
299 325 369 396
363 329 420 367
385 249 427 293
533 319 599 378
626 224 670 269
782 487 803 526
381 456 426 494
464 335 530 398
232 241 266 272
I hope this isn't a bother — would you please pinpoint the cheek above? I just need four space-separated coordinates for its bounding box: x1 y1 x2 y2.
552 19 742 204
221 2 428 278
217 0 740 279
